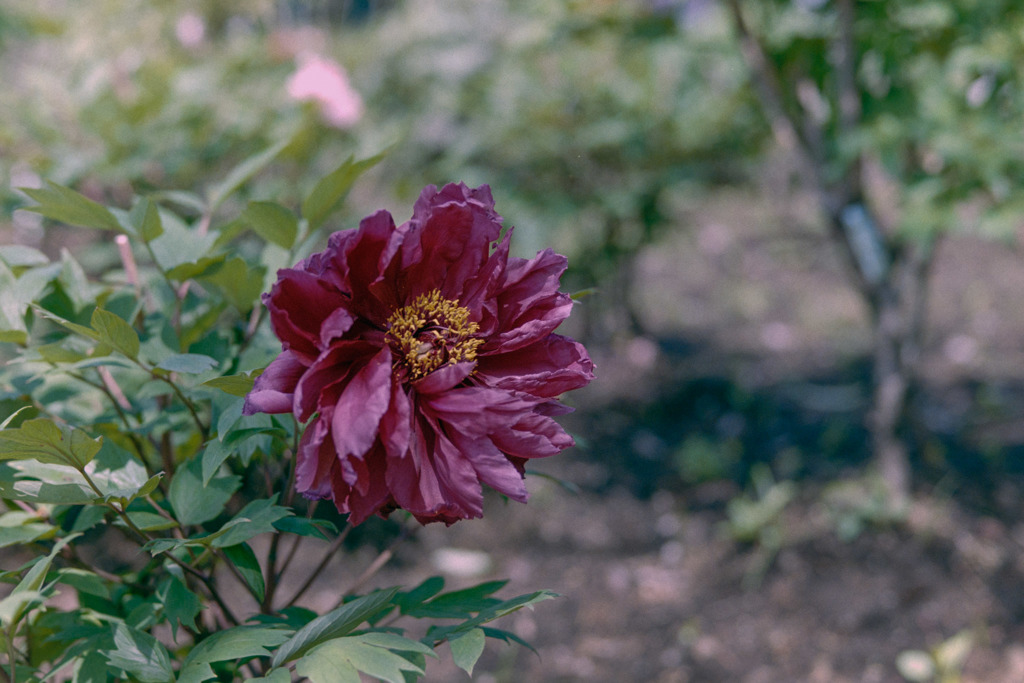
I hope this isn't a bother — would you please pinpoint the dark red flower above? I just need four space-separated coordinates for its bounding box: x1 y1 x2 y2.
244 183 594 524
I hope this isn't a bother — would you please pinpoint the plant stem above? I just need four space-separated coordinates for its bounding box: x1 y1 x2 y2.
283 524 352 608
338 526 414 606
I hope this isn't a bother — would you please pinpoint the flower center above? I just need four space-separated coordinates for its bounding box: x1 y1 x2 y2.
385 289 482 381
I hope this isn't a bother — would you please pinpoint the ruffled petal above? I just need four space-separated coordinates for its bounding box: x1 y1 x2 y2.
292 340 377 422
294 412 335 499
401 183 503 300
265 268 348 356
476 334 595 398
486 249 574 353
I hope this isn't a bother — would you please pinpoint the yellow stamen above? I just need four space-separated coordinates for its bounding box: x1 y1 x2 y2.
385 289 482 381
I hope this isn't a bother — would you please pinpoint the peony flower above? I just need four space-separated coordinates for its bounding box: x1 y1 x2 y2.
286 53 364 129
244 183 594 525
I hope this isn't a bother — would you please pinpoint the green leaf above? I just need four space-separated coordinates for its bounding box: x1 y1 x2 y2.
148 210 219 274
199 256 266 313
158 573 201 639
296 633 426 683
207 137 292 211
271 588 400 667
19 182 122 231
244 669 292 683
0 520 55 548
55 567 111 600
165 255 225 282
404 580 507 619
448 628 486 676
156 353 219 374
0 418 102 469
223 542 266 603
0 244 49 268
104 623 175 683
178 626 292 683
201 369 262 397
200 438 232 486
243 201 299 249
168 457 240 526
36 341 89 364
0 461 96 504
302 152 385 231
130 198 165 241
395 576 445 615
0 590 44 627
90 308 140 360
272 516 335 541
294 646 360 683
1 407 33 430
209 497 291 548
114 510 177 532
428 590 559 645
3 534 78 626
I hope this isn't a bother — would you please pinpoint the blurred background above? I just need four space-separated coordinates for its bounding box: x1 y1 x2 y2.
5 0 1024 680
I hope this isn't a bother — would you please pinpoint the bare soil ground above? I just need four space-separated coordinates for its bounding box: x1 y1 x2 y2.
357 190 1024 682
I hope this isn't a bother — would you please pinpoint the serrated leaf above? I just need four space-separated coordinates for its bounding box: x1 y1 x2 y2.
302 152 385 231
19 182 122 231
297 633 425 683
271 588 400 667
130 198 164 241
90 308 139 360
104 623 174 683
243 201 299 249
209 497 290 548
156 353 218 374
223 542 265 603
207 137 291 211
201 369 262 397
449 628 486 676
168 457 240 526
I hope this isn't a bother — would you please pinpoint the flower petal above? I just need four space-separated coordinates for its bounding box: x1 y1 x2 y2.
265 268 348 356
243 351 308 415
330 347 393 459
487 249 574 352
401 183 502 300
411 361 476 395
476 334 595 398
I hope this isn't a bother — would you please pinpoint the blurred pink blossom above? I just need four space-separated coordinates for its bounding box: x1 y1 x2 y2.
286 53 364 128
175 12 206 48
